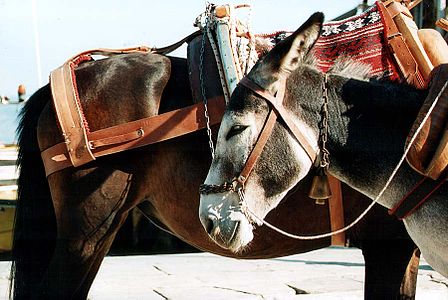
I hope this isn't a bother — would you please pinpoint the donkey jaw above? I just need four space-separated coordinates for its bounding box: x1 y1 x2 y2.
212 214 254 253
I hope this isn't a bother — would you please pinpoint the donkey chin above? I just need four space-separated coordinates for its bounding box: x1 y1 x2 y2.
199 193 256 253
214 210 255 253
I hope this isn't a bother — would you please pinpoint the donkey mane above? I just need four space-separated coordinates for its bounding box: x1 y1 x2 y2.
302 54 372 81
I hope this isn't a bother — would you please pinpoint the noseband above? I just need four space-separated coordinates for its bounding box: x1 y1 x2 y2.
199 76 318 195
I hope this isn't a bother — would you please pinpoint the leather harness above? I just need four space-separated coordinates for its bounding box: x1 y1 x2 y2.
42 0 441 245
200 76 346 245
378 0 434 89
238 77 345 246
41 31 226 177
42 93 226 176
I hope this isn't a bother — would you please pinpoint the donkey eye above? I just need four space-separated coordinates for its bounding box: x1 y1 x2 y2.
226 125 248 140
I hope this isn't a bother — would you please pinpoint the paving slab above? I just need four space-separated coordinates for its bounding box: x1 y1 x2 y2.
1 247 446 299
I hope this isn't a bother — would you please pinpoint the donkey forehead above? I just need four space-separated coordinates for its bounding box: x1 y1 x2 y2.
228 85 270 113
220 110 255 131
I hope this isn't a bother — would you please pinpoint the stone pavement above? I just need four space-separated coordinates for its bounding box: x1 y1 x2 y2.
1 247 446 299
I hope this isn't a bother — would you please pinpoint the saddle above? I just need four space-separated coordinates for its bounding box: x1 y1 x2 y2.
42 33 226 176
406 64 448 180
376 0 448 179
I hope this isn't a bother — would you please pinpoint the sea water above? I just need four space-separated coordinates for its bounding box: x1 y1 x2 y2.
0 103 23 145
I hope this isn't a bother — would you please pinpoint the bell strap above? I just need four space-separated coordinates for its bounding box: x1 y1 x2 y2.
328 175 346 246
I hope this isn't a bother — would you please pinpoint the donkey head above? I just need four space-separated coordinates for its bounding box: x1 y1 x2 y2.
199 13 324 252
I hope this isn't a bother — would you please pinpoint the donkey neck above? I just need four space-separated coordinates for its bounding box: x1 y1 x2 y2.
326 76 426 200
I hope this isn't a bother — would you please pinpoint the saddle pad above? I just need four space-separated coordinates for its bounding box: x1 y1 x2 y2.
259 3 401 81
313 3 400 81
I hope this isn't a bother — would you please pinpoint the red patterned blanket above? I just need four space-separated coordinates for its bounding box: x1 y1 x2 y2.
314 3 400 81
258 3 401 82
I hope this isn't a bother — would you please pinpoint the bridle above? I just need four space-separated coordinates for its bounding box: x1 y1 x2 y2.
198 73 380 241
199 69 447 240
199 76 319 196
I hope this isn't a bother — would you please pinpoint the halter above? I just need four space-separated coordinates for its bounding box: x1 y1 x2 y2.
199 74 377 241
199 76 318 195
200 68 448 241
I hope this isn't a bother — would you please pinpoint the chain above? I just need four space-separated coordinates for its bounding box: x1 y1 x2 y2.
199 3 216 159
318 74 330 168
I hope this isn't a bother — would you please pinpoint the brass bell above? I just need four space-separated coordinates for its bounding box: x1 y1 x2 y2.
308 167 332 205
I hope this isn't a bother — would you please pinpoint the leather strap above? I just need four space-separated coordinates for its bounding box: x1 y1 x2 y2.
377 1 425 88
237 109 279 186
66 46 152 61
328 175 346 246
239 77 317 163
403 0 422 10
42 96 226 176
152 30 202 55
50 62 95 167
378 1 428 88
389 169 448 219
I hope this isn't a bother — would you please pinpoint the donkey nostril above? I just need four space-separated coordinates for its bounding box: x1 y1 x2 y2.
205 216 217 235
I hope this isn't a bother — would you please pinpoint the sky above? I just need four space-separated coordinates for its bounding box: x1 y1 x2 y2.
0 0 373 98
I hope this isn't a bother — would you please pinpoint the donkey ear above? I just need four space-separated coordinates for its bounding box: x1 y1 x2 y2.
278 12 324 74
250 12 324 91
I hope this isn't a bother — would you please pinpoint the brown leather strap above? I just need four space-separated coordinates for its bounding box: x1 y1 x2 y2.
402 0 422 10
378 1 427 88
50 62 95 167
68 46 152 60
68 31 200 58
89 129 144 149
383 0 413 18
49 46 154 168
41 142 72 175
152 30 202 55
239 77 317 163
328 175 346 246
237 109 278 186
436 18 448 32
41 96 226 177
